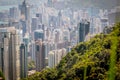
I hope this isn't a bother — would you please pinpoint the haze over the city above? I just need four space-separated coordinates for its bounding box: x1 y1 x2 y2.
0 0 119 9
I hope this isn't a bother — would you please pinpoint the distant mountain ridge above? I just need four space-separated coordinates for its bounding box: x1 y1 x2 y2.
66 0 119 9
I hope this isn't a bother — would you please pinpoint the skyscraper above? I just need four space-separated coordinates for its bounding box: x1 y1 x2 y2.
108 6 120 25
101 18 108 32
19 0 31 34
36 13 42 24
35 40 45 71
34 29 44 41
9 7 20 21
19 0 30 21
0 27 20 80
20 43 28 78
48 48 67 68
47 0 53 7
31 17 38 32
48 51 55 68
78 20 90 42
58 11 62 27
31 41 36 62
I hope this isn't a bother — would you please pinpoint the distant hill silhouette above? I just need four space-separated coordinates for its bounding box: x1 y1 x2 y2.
66 0 119 9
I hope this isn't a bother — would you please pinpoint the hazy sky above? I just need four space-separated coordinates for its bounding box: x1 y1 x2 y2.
0 0 119 9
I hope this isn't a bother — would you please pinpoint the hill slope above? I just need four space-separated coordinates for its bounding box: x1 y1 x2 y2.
23 23 120 80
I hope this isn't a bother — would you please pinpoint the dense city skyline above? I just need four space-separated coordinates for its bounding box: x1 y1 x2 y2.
0 0 120 80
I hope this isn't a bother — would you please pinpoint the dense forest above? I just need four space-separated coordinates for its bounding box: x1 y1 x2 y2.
21 22 120 80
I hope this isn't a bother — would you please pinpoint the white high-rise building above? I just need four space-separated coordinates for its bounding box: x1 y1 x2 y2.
48 51 55 68
0 27 20 80
48 48 67 68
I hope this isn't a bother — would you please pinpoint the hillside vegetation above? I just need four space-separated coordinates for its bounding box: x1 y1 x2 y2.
0 69 5 80
22 23 120 80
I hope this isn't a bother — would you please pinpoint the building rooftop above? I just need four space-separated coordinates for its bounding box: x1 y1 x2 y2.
34 29 43 33
0 21 8 24
0 27 16 33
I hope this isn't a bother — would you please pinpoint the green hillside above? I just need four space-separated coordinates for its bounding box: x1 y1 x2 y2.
0 69 5 80
23 22 120 80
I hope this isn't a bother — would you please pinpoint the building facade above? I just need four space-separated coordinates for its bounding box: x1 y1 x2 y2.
78 20 90 42
0 27 20 80
35 40 45 71
20 43 28 78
